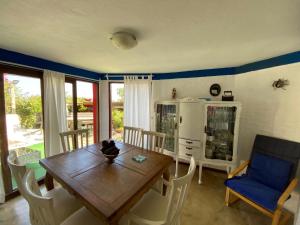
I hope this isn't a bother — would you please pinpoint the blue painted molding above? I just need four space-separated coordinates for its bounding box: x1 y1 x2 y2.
153 67 235 80
0 48 100 80
102 50 300 80
235 51 300 74
1 48 300 81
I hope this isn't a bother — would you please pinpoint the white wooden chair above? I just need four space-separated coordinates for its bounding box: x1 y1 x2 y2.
59 157 196 225
23 169 104 225
123 156 196 225
8 151 82 225
123 126 142 147
141 130 167 193
141 130 166 153
59 129 89 152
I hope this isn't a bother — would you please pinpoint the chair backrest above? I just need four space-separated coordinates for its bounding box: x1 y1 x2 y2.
123 126 142 146
7 151 27 198
250 135 300 179
23 170 58 225
141 130 166 153
59 129 89 152
166 157 196 224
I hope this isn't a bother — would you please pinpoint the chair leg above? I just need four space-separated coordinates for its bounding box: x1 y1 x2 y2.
225 188 230 206
279 210 291 225
272 209 282 225
198 161 203 184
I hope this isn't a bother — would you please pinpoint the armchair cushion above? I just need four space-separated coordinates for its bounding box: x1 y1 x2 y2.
247 152 293 192
225 176 281 211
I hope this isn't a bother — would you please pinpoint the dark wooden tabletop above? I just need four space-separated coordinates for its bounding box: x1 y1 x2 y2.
39 142 173 224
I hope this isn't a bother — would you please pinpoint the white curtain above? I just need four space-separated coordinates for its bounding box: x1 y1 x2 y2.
43 70 67 157
124 76 152 130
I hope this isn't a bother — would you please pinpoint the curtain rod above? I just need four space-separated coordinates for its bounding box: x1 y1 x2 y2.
105 74 153 80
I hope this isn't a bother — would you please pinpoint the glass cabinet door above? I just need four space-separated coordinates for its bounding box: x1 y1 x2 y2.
156 104 177 152
204 106 237 161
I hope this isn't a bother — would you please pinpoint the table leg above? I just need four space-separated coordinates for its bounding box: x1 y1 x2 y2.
45 172 54 191
162 169 170 195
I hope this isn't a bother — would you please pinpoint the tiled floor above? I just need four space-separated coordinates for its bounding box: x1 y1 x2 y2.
0 163 294 225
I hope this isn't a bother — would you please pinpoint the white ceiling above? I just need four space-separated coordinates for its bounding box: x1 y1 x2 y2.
0 0 300 73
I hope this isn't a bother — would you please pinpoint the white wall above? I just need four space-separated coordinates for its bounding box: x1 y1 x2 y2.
235 63 300 161
100 63 300 164
153 75 236 101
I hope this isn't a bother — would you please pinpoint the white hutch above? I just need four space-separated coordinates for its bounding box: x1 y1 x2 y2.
155 98 241 183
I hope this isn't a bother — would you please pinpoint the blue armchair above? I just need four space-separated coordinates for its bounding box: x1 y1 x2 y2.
224 135 300 225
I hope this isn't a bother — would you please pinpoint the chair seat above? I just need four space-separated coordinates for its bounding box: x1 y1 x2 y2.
130 189 169 221
61 190 169 225
225 176 282 212
45 187 82 223
61 207 104 225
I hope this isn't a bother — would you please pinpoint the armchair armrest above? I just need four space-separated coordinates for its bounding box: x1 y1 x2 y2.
228 160 250 179
277 178 298 209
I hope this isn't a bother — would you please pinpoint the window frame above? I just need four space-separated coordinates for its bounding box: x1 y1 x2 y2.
65 76 100 144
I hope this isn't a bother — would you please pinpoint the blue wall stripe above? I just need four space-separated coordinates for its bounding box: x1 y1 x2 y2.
0 48 100 80
100 50 300 80
235 51 300 74
1 48 300 81
153 67 235 80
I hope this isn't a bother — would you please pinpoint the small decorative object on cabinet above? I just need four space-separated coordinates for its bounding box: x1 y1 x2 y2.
199 101 241 184
172 88 177 99
222 91 234 101
155 100 179 176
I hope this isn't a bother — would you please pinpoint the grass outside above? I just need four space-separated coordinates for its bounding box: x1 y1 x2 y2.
27 142 45 158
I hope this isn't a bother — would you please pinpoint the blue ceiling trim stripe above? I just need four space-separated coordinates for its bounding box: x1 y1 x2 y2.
0 48 100 80
153 67 235 80
100 50 300 80
235 51 300 74
1 48 300 81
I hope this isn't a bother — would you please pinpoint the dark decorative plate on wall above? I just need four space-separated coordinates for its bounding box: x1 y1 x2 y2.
210 83 221 96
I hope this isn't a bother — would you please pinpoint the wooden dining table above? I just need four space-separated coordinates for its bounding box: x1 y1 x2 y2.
39 141 173 225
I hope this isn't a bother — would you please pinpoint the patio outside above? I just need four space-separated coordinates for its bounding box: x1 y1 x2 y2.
111 83 124 141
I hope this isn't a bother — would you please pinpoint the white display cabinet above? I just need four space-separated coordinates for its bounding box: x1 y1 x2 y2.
155 99 241 183
198 101 241 184
155 101 179 176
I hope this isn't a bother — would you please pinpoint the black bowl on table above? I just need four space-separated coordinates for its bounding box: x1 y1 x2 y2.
101 140 120 163
103 153 119 163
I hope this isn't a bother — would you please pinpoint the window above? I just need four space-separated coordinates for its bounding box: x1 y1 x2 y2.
65 77 99 145
109 82 124 141
0 64 44 195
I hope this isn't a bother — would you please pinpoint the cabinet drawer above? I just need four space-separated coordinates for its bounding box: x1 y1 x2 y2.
179 144 201 158
179 138 201 147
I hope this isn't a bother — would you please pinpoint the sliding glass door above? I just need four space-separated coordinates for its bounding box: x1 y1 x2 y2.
0 65 44 196
65 78 99 145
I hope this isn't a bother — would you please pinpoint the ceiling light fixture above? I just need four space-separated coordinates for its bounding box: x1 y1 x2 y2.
110 31 138 50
